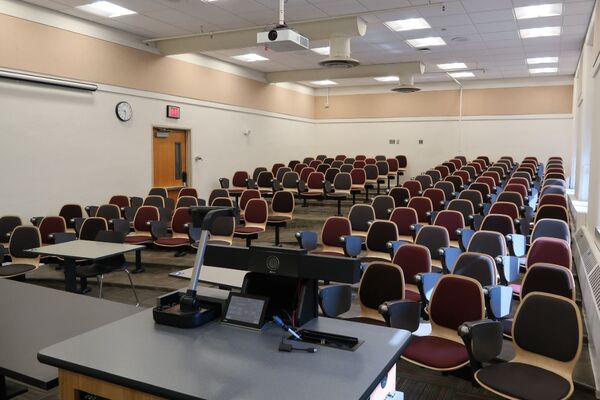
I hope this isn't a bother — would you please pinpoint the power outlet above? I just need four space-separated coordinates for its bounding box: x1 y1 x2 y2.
389 139 395 145
418 139 424 144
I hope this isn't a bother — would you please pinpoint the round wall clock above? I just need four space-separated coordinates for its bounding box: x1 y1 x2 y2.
115 101 132 121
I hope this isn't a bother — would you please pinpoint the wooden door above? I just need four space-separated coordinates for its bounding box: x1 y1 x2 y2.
153 129 188 200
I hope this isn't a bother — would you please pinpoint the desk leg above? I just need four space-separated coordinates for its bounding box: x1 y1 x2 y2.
132 250 144 274
0 376 28 400
58 369 164 400
367 364 397 400
63 258 78 293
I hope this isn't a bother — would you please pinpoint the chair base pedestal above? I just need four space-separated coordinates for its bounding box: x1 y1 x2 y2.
132 250 145 274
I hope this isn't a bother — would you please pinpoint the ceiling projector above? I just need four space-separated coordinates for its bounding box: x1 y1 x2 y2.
257 28 309 52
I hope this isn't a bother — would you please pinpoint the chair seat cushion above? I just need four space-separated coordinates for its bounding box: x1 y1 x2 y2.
345 317 386 326
405 290 421 302
125 235 152 244
402 335 468 369
476 362 571 400
301 192 322 197
155 238 190 247
268 216 291 223
0 264 36 277
235 227 264 234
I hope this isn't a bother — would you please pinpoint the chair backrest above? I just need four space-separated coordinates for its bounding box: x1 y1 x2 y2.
527 237 571 270
316 154 327 161
433 210 464 240
95 230 127 267
299 167 315 183
256 171 274 189
324 168 339 184
365 220 398 254
344 157 355 165
176 196 198 208
271 191 294 215
317 163 331 173
455 155 467 165
462 165 477 179
331 160 344 169
282 172 300 190
335 154 346 161
339 164 353 173
504 184 529 201
170 208 193 234
376 161 389 176
321 217 352 249
467 230 507 258
231 171 250 188
333 172 352 191
148 187 168 199
79 217 108 241
541 185 567 197
294 163 307 174
95 204 121 222
425 169 442 184
244 199 268 226
447 199 474 223
350 168 366 186
415 175 433 189
445 176 463 191
372 195 395 219
452 252 496 286
59 204 83 228
396 155 407 168
109 195 130 208
392 243 431 284
39 216 66 244
415 225 449 261
442 162 456 173
454 170 470 184
9 226 41 264
252 167 267 182
308 160 322 169
303 157 315 164
434 165 450 178
0 216 22 244
143 195 165 208
348 204 375 233
364 165 379 180
288 160 301 169
355 155 366 161
429 275 484 332
133 206 160 233
496 191 524 209
481 171 501 186
276 167 292 182
472 159 486 170
423 188 445 211
434 181 455 200
403 180 422 197
375 155 386 161
178 187 198 198
271 163 285 176
407 197 433 223
389 207 418 237
513 293 581 371
534 205 569 224
511 171 532 183
477 156 490 165
208 189 230 207
353 160 366 169
365 158 377 165
521 263 576 300
359 262 405 310
449 159 462 169
489 201 519 220
388 187 410 207
387 158 399 173
239 189 261 210
543 178 567 188
539 194 568 208
531 219 570 243
458 190 483 211
307 172 325 190
468 182 490 201
475 176 495 192
480 214 515 236
545 172 566 180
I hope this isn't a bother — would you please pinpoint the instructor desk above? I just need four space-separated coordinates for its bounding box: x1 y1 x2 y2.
38 305 411 400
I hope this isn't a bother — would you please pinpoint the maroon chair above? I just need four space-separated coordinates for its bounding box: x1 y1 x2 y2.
454 170 471 184
238 189 261 220
482 171 501 186
539 194 568 208
433 210 464 242
403 180 422 197
299 167 315 183
353 160 366 169
402 275 484 371
234 198 268 247
300 172 325 206
504 184 529 201
355 155 366 161
335 155 346 161
293 163 308 175
288 160 300 169
125 206 160 244
39 216 66 245
475 176 495 193
472 159 487 171
311 217 352 257
362 221 398 262
387 158 400 184
434 165 450 179
153 208 193 250
489 202 520 220
350 168 366 204
407 197 433 223
445 176 464 192
391 243 431 301
507 177 531 189
227 171 250 195
256 171 275 195
534 205 569 225
423 188 446 211
308 160 322 169
449 159 462 170
271 163 285 176
365 158 377 165
177 187 198 199
390 207 418 241
109 195 130 213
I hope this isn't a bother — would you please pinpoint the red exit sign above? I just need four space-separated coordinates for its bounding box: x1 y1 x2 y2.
166 105 180 119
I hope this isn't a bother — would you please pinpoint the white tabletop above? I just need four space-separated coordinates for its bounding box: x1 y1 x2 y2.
170 266 248 289
27 240 144 260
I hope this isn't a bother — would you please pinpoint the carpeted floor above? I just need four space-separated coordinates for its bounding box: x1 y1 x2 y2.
11 197 599 400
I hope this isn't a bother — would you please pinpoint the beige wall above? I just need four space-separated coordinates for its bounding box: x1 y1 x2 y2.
0 13 315 119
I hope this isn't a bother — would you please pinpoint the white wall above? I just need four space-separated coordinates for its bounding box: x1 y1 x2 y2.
315 116 573 180
0 79 314 220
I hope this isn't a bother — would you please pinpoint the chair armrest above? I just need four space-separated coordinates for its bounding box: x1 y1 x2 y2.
415 272 442 304
471 214 483 230
458 319 503 371
439 246 462 274
198 198 207 206
319 284 352 318
219 177 230 189
158 207 172 223
457 228 475 251
297 180 308 193
426 212 436 225
484 285 513 319
246 178 257 189
85 205 98 217
295 231 318 251
379 300 421 332
150 220 170 240
410 224 423 240
506 233 526 257
123 207 136 222
72 218 86 236
272 179 283 192
51 232 77 244
188 226 201 242
323 180 334 195
30 216 43 226
387 240 410 258
111 219 130 235
340 235 362 258
495 255 520 285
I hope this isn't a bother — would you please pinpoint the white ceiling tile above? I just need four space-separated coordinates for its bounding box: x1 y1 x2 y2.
563 1 595 15
469 9 515 23
480 30 520 41
417 1 466 17
460 0 512 12
356 0 411 11
475 20 519 33
426 14 473 27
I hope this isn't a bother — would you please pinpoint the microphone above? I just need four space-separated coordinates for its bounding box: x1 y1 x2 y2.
272 315 302 340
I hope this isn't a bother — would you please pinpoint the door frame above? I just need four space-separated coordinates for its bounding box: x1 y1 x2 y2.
151 125 192 189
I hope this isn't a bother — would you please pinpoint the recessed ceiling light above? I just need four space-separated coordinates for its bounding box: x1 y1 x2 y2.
527 56 559 64
384 18 431 32
311 46 330 56
231 53 268 62
374 76 400 82
311 80 337 86
519 26 561 39
514 3 562 20
448 71 475 78
406 37 446 48
76 1 136 18
437 62 467 70
530 67 558 74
